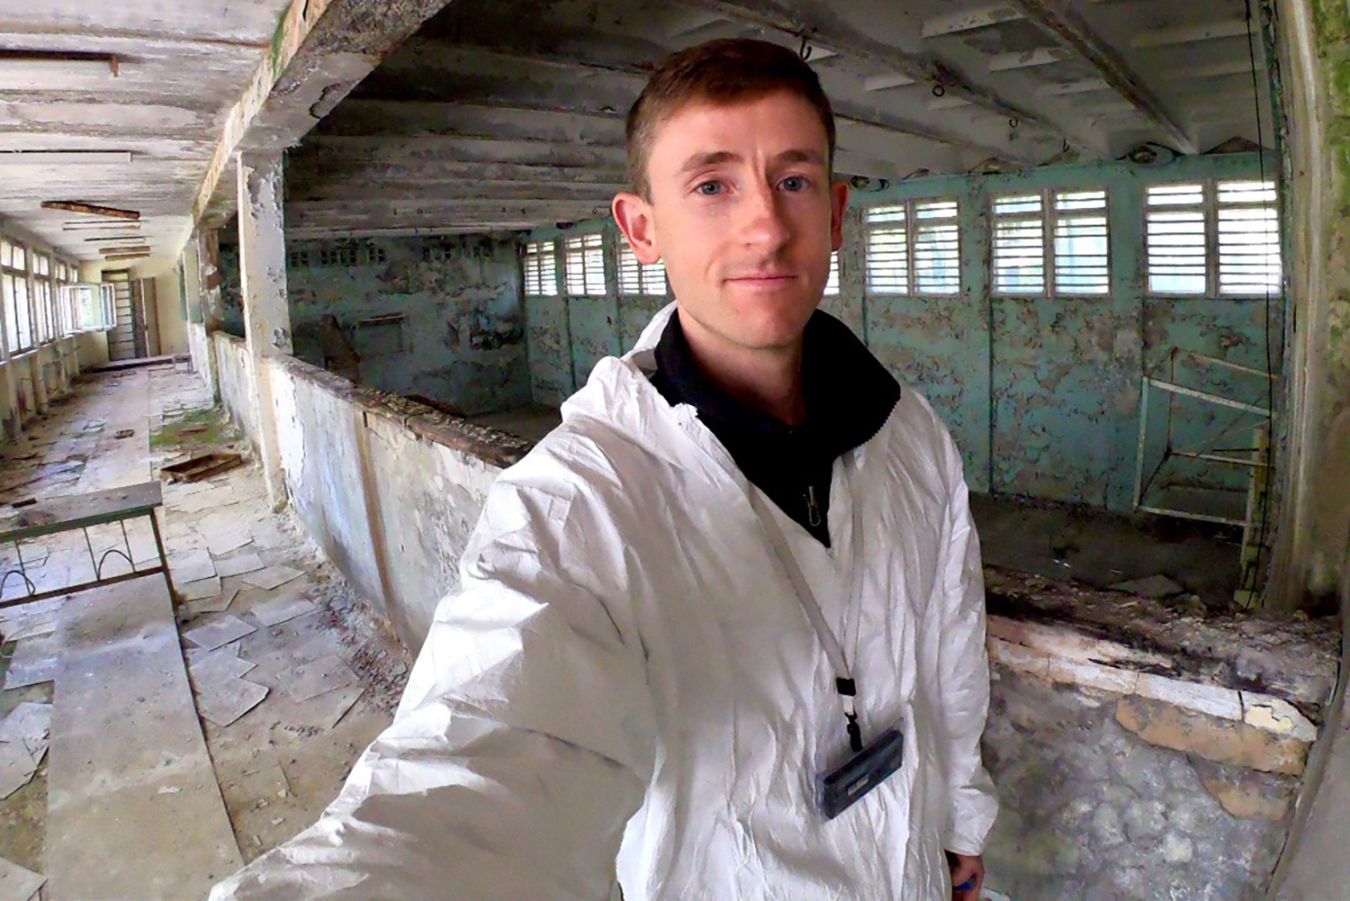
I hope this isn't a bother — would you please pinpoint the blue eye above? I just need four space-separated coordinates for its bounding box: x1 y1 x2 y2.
696 181 723 196
781 176 808 192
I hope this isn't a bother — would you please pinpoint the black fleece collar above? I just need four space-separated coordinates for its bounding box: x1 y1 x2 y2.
648 308 901 546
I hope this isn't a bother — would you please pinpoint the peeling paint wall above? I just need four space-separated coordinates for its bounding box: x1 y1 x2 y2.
218 343 520 651
213 333 261 448
528 153 1281 514
278 235 531 416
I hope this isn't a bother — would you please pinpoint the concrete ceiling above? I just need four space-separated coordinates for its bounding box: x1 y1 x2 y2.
0 0 297 264
285 0 1275 239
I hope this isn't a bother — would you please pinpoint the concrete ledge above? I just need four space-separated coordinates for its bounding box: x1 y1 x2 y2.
271 353 532 470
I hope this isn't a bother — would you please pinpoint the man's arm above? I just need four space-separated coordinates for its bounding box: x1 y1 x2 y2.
931 438 1000 859
210 477 657 901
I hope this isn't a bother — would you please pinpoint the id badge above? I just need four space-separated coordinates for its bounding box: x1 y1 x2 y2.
816 724 904 820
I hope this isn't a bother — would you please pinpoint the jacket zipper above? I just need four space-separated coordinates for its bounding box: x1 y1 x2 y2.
806 484 822 527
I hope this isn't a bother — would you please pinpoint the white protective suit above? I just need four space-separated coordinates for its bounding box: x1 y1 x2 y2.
211 303 998 901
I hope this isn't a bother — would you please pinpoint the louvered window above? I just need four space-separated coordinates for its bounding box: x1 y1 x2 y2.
617 236 668 296
865 205 909 294
913 200 960 295
564 234 606 295
823 251 840 296
1052 190 1109 295
1216 180 1279 296
523 241 557 296
992 194 1045 295
1146 183 1206 295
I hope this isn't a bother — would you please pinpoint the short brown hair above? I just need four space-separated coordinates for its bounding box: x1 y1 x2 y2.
625 38 837 199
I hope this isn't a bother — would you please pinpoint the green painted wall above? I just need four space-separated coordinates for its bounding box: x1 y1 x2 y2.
526 153 1282 514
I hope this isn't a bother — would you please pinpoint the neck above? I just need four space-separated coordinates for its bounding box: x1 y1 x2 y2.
678 309 807 426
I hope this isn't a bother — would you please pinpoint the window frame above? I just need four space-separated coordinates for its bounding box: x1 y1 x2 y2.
1143 178 1280 299
523 240 559 297
863 196 963 298
1 237 35 355
563 233 607 297
990 187 1111 299
616 234 668 297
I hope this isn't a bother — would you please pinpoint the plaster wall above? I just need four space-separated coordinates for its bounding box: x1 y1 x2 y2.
211 334 523 652
527 154 1281 513
152 266 189 357
213 333 261 448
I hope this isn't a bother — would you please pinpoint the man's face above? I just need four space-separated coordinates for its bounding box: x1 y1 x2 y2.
614 91 848 353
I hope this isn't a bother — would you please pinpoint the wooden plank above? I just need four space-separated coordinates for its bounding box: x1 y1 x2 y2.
46 577 243 900
39 200 140 220
0 481 161 542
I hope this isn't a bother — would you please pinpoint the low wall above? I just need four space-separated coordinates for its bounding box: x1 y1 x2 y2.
211 331 529 650
213 333 260 449
0 336 85 437
204 333 1339 899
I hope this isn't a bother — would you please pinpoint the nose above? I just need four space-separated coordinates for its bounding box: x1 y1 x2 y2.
738 177 792 254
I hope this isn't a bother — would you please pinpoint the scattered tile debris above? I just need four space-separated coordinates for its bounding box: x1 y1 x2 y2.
183 588 239 619
183 614 257 652
188 651 258 688
280 655 359 703
250 595 317 627
0 853 45 901
214 552 265 579
197 679 269 728
179 576 223 603
113 429 135 440
2 633 60 691
0 702 50 799
243 565 304 592
172 549 217 584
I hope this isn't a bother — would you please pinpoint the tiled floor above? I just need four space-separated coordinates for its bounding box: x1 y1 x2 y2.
0 362 410 898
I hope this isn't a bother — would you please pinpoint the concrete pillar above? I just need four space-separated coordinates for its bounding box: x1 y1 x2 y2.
191 229 224 399
236 150 293 511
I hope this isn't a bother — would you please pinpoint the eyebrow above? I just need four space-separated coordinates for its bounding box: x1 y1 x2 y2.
677 148 827 173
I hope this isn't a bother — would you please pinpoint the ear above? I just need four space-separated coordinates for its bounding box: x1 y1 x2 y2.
829 179 850 252
612 191 661 264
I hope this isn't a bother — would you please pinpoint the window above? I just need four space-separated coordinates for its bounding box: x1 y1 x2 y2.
65 284 115 331
617 235 667 296
913 200 960 294
1145 179 1279 296
33 254 52 343
992 189 1110 296
564 234 606 295
865 204 909 294
1052 191 1109 295
1145 183 1206 295
866 199 962 296
992 194 1045 295
1216 180 1280 295
823 251 840 296
524 241 558 296
1 239 32 354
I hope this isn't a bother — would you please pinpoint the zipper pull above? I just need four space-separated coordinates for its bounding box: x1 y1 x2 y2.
807 485 822 527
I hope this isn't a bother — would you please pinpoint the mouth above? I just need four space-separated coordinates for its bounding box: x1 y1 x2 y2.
725 273 798 285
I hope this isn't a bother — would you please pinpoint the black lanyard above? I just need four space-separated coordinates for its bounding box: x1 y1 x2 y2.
749 479 866 753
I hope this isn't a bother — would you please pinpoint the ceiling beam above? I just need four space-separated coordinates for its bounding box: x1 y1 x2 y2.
669 0 1076 145
296 135 627 167
1130 18 1251 49
288 179 624 203
407 41 1039 164
1005 0 1197 153
287 224 533 240
921 4 1024 39
190 0 456 227
289 159 628 185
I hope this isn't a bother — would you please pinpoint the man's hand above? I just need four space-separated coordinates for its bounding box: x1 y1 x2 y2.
947 851 983 901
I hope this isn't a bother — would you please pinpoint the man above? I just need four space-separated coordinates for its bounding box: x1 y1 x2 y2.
212 38 997 901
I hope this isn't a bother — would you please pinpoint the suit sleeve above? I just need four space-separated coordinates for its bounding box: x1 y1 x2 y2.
209 473 657 901
932 439 999 856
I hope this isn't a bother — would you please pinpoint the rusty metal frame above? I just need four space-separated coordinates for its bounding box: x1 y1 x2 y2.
1133 346 1275 527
